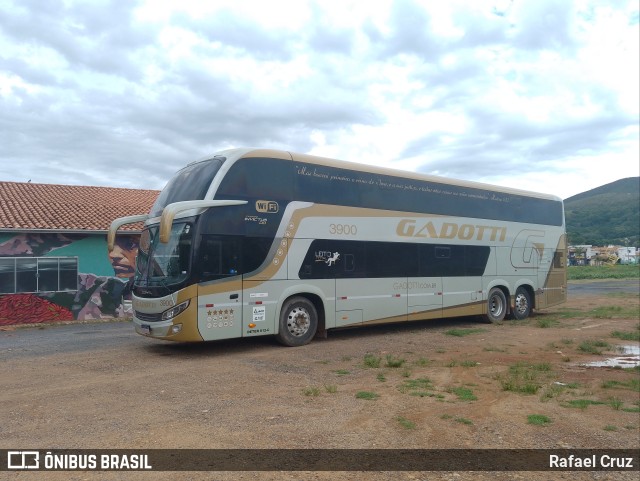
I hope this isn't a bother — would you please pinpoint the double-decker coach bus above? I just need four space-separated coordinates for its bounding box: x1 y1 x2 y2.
108 148 566 346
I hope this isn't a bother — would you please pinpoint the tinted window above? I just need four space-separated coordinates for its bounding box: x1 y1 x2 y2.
151 158 224 217
0 258 15 294
300 240 491 279
198 235 241 281
243 237 273 274
59 258 78 291
217 157 293 202
37 258 58 292
366 242 418 277
291 161 563 226
16 258 37 292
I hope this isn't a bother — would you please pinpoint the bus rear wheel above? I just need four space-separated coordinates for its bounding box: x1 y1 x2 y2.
276 297 318 347
483 287 507 323
512 287 532 320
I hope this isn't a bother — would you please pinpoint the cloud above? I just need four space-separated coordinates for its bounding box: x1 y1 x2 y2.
0 0 637 200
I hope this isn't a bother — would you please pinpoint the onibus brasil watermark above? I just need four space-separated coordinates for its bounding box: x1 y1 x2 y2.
3 449 638 472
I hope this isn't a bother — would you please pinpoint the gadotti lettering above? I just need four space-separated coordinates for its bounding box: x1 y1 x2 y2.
396 219 507 242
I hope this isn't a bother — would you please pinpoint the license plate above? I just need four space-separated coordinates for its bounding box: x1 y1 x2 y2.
140 324 151 335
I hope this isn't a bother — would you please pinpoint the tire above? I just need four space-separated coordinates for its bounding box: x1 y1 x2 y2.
276 297 318 347
512 286 532 320
483 287 507 323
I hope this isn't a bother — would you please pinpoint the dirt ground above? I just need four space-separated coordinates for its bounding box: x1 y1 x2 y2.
1 287 639 481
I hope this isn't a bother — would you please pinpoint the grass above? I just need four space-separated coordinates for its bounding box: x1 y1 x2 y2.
445 328 486 337
601 379 640 392
527 414 552 426
334 369 350 375
568 265 640 280
608 397 623 410
363 353 381 368
460 360 479 367
439 414 473 425
355 391 379 400
302 387 320 397
483 346 507 352
537 318 559 328
376 373 386 382
399 378 440 398
538 304 638 322
448 386 477 401
563 399 606 410
589 306 639 319
611 330 640 342
324 384 338 394
540 384 565 402
578 340 610 355
396 416 416 430
400 378 433 394
455 417 473 425
604 425 618 432
385 354 406 368
499 362 554 395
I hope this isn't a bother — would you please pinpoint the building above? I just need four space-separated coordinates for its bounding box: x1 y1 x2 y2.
0 181 158 325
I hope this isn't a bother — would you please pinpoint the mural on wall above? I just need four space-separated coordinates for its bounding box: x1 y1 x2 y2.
0 233 140 325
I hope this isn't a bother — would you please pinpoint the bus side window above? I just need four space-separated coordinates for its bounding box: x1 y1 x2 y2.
201 238 222 277
200 236 241 280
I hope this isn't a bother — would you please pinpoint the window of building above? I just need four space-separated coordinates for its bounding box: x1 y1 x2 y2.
0 257 78 294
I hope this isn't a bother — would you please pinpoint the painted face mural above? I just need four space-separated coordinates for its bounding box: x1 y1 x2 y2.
108 236 138 278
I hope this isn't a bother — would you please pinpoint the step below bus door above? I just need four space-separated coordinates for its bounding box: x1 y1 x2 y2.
407 277 442 322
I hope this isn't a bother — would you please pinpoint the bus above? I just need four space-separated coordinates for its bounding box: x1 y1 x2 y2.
108 148 566 346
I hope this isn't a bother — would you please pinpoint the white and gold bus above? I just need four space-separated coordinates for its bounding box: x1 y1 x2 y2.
108 148 566 346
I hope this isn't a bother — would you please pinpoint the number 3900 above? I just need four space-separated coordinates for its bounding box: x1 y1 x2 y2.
329 223 357 235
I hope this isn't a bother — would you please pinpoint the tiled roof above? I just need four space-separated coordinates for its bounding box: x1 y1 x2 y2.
0 181 159 232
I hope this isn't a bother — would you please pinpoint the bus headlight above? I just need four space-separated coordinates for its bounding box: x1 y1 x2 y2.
161 300 190 321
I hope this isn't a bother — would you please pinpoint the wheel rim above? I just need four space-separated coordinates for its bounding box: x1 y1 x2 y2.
286 306 311 337
515 293 529 315
489 293 505 318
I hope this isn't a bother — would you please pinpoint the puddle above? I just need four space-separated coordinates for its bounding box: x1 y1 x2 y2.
583 345 640 368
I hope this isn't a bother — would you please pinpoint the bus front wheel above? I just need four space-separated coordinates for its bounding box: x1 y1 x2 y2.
276 296 318 347
484 287 507 323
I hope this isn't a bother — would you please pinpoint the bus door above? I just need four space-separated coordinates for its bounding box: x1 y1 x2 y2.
242 237 290 338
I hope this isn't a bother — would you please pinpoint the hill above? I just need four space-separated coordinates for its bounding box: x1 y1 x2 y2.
564 177 639 246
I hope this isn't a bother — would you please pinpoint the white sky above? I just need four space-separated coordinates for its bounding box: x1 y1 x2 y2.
0 0 638 199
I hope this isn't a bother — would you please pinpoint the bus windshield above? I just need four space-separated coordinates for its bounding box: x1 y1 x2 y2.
136 222 193 286
149 158 224 218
